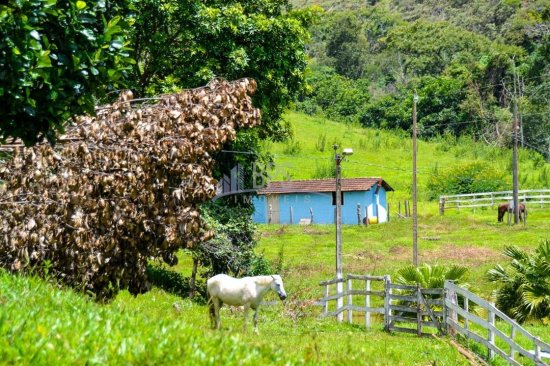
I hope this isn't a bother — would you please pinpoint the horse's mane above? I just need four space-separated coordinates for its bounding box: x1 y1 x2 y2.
250 275 277 286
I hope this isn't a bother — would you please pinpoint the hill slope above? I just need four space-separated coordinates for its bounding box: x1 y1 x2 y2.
264 111 550 202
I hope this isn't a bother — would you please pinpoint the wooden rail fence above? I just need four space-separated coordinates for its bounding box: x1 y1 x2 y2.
386 283 445 336
439 189 550 214
445 281 550 366
319 274 387 328
319 276 550 365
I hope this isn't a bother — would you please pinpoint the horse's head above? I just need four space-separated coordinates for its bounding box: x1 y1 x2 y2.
270 275 287 300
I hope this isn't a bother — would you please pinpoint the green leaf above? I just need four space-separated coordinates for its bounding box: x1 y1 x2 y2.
76 1 86 10
30 30 40 40
37 51 52 68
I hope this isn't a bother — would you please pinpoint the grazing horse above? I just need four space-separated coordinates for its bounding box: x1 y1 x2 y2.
497 202 526 222
207 274 287 332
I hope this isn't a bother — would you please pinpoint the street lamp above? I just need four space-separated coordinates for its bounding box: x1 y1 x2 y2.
334 144 353 321
412 91 419 267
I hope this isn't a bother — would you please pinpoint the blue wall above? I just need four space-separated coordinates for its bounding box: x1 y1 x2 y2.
252 188 389 224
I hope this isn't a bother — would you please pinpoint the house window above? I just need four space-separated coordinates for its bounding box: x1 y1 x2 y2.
331 191 344 205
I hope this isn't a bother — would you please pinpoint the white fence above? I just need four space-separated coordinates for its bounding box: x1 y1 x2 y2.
319 276 550 365
445 281 550 366
439 189 550 214
319 274 387 328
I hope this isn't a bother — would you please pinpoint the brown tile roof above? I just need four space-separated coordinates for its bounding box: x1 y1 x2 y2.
257 178 393 195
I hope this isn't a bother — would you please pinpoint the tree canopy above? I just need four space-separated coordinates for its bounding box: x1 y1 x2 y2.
0 0 135 146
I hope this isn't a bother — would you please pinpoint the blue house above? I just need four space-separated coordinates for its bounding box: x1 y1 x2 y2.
252 178 394 225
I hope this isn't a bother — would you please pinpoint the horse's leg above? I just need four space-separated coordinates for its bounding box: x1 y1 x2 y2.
242 304 250 332
208 297 215 329
212 297 222 330
253 307 259 333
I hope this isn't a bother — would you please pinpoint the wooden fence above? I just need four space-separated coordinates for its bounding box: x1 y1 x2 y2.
445 281 550 366
319 274 443 335
319 274 387 328
319 276 550 365
439 189 550 214
386 283 445 336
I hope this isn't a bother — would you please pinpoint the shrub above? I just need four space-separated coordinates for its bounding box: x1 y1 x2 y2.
427 161 510 200
487 240 550 324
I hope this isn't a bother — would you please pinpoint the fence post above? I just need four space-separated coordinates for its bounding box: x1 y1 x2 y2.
510 326 516 361
398 201 401 217
464 297 469 332
488 306 495 361
445 281 458 336
439 197 445 215
384 275 391 331
290 206 293 224
268 204 272 224
347 277 353 323
417 284 422 336
366 278 371 328
356 203 361 225
535 337 542 364
324 283 329 315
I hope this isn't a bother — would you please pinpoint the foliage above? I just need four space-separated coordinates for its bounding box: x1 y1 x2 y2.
0 79 260 301
395 263 469 289
426 161 510 200
130 0 320 142
0 0 135 146
193 200 272 280
487 239 550 324
298 65 370 122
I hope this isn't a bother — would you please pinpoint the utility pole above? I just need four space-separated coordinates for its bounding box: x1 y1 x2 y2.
334 144 343 321
512 64 520 224
412 90 419 266
512 89 520 224
334 144 353 321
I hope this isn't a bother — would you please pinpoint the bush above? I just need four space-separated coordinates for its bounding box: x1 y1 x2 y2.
427 161 510 200
487 240 550 324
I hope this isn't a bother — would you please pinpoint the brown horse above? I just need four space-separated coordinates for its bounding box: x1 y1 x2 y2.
497 202 526 222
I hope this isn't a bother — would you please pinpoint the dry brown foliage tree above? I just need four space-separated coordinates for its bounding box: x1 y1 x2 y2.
0 78 260 300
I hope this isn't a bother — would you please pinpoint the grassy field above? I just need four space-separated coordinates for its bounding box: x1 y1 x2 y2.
1 111 549 365
264 111 550 201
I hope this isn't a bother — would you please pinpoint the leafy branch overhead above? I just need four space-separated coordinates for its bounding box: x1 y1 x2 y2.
0 0 135 146
0 78 260 301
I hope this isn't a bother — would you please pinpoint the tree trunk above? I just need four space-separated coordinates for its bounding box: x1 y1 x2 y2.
189 257 198 299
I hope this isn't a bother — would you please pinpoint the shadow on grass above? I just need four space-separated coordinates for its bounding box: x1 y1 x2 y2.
146 264 207 303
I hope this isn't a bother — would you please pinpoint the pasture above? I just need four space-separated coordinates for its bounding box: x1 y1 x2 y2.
1 205 549 365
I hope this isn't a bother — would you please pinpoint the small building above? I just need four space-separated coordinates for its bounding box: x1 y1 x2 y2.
252 177 394 225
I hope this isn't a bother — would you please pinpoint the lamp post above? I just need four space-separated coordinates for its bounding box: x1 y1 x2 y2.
412 91 419 267
334 144 353 321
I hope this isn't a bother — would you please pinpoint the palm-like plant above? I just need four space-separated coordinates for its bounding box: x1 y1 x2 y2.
395 264 469 288
487 240 550 324
394 263 471 324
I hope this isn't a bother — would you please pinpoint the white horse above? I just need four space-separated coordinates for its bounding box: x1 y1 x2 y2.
207 274 287 332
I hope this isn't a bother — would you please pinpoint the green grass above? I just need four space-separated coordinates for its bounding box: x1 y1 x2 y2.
266 111 550 201
0 270 469 365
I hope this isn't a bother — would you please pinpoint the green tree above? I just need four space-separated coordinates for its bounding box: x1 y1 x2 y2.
298 65 370 121
0 0 135 146
130 0 319 142
487 240 550 324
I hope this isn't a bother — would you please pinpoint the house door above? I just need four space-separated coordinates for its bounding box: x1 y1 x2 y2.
267 194 280 224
